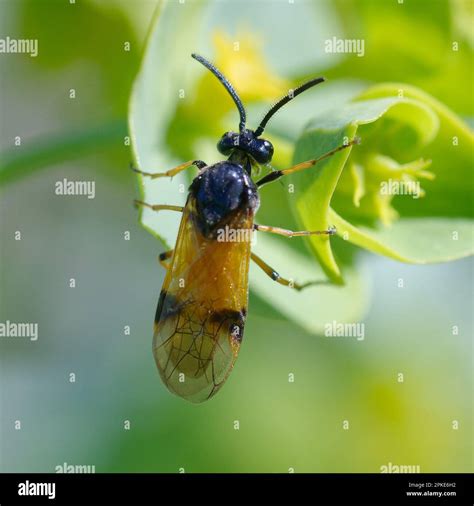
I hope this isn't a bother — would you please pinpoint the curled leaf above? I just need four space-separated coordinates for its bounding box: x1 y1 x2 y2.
290 86 473 282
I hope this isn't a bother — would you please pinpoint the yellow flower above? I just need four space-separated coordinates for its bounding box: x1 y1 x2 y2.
167 29 290 160
345 153 434 226
212 31 290 103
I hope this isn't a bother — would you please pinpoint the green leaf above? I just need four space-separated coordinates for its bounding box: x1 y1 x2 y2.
0 121 126 185
355 84 474 218
129 1 206 248
250 234 371 334
290 90 474 282
329 211 473 264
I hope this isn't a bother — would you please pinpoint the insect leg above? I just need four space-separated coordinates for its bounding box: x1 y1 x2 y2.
254 223 336 237
133 201 183 213
131 160 206 179
256 138 360 187
158 249 174 270
251 252 328 291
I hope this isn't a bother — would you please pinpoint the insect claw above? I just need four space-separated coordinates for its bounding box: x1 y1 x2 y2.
295 279 334 291
328 225 337 235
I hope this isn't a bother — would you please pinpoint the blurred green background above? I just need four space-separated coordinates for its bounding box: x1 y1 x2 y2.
0 0 472 473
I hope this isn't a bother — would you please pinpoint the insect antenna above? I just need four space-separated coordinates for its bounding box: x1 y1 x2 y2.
254 77 325 137
191 53 247 132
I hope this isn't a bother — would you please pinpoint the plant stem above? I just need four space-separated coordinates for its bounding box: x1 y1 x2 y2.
0 119 128 185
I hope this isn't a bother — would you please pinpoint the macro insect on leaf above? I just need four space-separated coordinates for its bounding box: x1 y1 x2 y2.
133 54 359 403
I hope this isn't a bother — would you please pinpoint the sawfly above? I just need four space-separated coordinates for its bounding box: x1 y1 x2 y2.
133 53 359 403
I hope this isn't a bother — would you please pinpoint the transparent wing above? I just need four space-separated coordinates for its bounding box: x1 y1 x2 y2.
153 196 253 402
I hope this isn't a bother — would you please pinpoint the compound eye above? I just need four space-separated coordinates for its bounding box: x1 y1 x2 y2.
217 131 237 155
253 138 274 163
263 140 274 159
